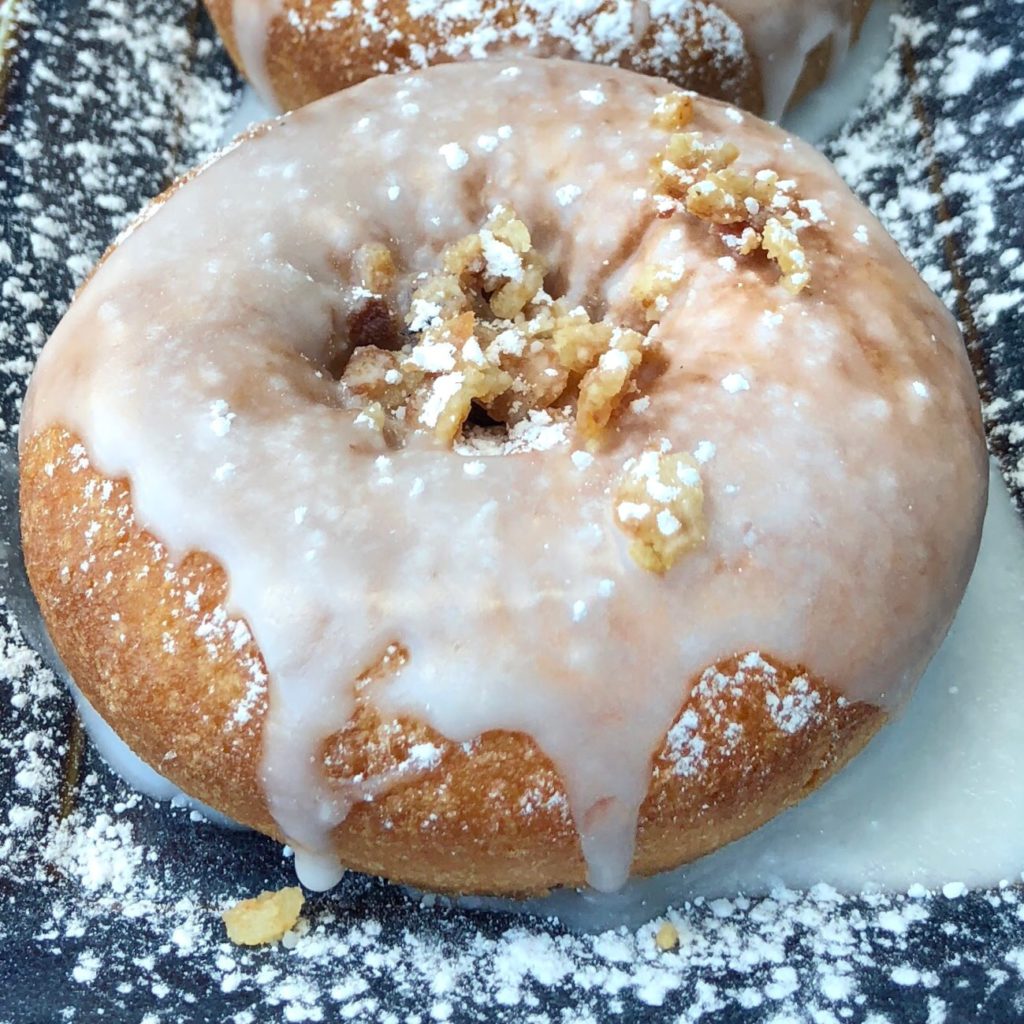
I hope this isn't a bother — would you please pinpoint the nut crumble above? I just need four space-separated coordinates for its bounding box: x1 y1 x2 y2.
337 205 651 451
614 444 706 574
336 205 707 574
650 92 818 293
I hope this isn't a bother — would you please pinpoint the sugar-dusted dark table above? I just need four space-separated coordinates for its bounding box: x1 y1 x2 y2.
0 2 1022 1021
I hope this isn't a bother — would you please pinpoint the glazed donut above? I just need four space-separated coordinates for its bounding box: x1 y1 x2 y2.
208 0 873 118
21 59 987 896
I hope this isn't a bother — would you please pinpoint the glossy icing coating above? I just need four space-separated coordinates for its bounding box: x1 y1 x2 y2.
21 60 987 891
232 0 283 108
719 0 856 118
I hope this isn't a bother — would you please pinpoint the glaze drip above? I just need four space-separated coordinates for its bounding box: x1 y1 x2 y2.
718 0 857 119
232 0 283 108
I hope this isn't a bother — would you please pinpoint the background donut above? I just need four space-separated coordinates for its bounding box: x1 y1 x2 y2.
206 0 873 117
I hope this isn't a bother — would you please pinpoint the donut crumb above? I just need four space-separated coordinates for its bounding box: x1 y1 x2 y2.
222 887 305 946
655 920 681 951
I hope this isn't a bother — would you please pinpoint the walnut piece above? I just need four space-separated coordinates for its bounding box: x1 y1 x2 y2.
761 216 810 293
342 243 401 354
576 329 644 448
651 91 694 132
353 242 396 295
615 447 705 574
650 97 818 294
630 258 687 323
222 887 305 946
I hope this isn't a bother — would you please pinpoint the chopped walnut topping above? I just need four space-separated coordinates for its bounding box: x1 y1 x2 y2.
576 328 644 448
652 91 694 132
733 226 763 256
338 205 653 449
630 258 687 322
761 216 810 293
353 242 396 295
650 100 817 294
551 309 616 374
615 446 705 573
408 314 514 443
333 210 709 574
658 131 740 183
343 243 401 353
222 887 305 946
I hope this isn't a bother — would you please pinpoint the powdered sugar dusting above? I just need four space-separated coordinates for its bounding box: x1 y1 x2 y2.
825 5 1024 512
294 0 749 99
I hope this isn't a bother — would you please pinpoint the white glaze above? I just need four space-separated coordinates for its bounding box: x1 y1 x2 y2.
454 462 1024 930
231 0 283 108
22 60 987 892
720 0 856 120
56 463 1024 926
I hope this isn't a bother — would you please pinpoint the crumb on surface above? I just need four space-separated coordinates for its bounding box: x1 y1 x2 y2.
656 920 680 951
222 887 305 946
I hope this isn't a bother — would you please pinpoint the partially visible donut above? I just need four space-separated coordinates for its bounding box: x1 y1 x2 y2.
20 59 987 896
207 0 873 117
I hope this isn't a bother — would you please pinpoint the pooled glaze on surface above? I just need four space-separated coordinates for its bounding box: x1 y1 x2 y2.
720 0 856 117
226 0 858 118
21 59 987 892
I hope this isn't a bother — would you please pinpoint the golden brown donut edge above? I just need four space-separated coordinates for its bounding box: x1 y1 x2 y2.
202 0 875 117
20 425 884 896
202 0 763 113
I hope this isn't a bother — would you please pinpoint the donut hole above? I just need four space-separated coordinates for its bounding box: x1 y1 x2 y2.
541 264 570 306
463 402 505 431
334 206 656 455
346 297 400 354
